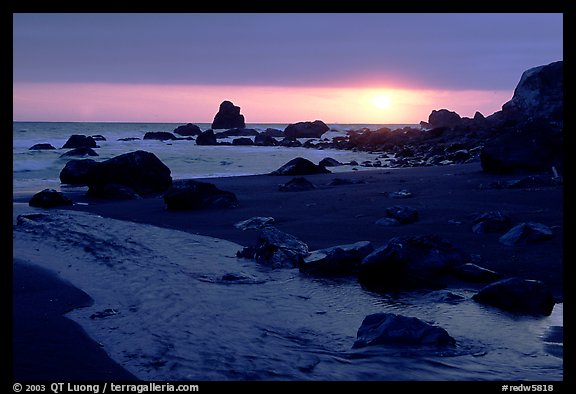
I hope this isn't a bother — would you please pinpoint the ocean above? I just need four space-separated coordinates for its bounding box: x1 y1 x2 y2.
12 121 564 381
12 121 403 196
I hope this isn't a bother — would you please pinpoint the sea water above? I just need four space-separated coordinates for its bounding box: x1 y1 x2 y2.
12 121 401 196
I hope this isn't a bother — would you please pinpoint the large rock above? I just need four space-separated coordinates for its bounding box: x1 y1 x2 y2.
87 150 172 197
284 120 330 139
173 123 202 136
278 177 316 192
211 100 246 129
29 189 73 208
471 211 512 234
143 131 177 141
246 226 309 268
29 143 56 150
498 222 554 246
428 109 462 129
59 159 99 185
357 235 470 289
163 180 238 210
62 134 98 149
59 147 99 158
472 277 555 316
270 157 331 176
301 241 374 275
352 313 456 348
195 130 219 146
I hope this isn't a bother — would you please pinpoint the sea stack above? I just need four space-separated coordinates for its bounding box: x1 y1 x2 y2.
211 100 246 129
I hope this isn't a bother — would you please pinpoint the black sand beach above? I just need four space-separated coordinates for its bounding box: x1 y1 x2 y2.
12 161 564 381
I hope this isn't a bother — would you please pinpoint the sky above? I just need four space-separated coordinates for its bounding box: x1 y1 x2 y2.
12 13 563 124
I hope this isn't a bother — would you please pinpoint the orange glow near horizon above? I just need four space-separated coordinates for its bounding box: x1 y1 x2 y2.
13 82 512 125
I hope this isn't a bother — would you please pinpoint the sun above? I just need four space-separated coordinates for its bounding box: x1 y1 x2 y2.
372 94 392 109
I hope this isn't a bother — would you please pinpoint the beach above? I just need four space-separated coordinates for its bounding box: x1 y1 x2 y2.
12 161 564 381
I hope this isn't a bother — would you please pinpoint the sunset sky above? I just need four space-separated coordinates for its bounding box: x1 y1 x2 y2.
13 13 563 124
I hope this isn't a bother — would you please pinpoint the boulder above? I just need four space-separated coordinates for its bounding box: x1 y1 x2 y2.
472 277 555 316
319 157 342 167
234 217 275 231
87 150 172 197
427 109 462 129
62 134 98 149
173 123 202 136
143 131 177 141
471 211 512 234
278 177 316 192
381 205 419 224
498 222 554 246
300 241 374 275
211 100 246 129
358 235 470 289
250 226 309 268
59 147 99 158
254 134 277 146
284 120 330 139
195 130 219 146
263 128 285 137
232 137 254 146
163 180 238 210
29 143 56 150
215 128 259 138
29 189 73 208
59 159 99 185
270 157 331 176
352 313 456 348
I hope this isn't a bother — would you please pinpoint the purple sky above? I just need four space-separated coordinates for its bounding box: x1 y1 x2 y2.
13 13 563 122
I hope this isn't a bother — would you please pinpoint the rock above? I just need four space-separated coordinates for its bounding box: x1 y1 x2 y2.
211 100 246 129
173 123 202 136
263 128 285 137
215 128 259 138
278 137 302 147
278 177 316 192
375 217 400 226
62 134 98 149
319 157 342 167
87 150 172 197
472 277 555 316
118 137 140 141
195 130 219 146
382 205 418 224
163 180 238 210
352 313 456 348
498 222 554 246
428 109 462 129
29 143 56 150
29 189 73 208
471 211 512 234
270 157 331 176
358 235 470 289
59 147 99 158
143 131 177 141
452 263 501 282
284 120 330 139
386 189 413 199
59 159 99 185
234 217 275 230
301 241 374 275
251 226 309 268
232 137 254 146
254 134 277 146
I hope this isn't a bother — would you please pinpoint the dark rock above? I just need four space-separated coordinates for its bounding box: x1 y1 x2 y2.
278 137 302 147
234 217 275 230
319 157 342 167
328 178 364 186
301 241 374 275
452 263 501 282
118 137 140 141
263 128 285 137
211 100 246 129
215 128 259 138
254 134 277 146
232 137 254 146
195 130 219 145
448 149 471 163
471 211 512 234
270 157 331 176
29 189 73 208
428 109 462 129
89 308 119 319
143 131 177 141
163 180 238 210
382 205 419 224
252 226 309 268
472 277 555 316
386 189 413 199
173 123 202 136
358 235 470 290
87 150 172 197
353 313 456 348
498 222 554 246
59 159 99 185
278 177 316 192
284 120 330 139
59 147 99 158
62 134 98 149
374 217 400 227
29 143 56 150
